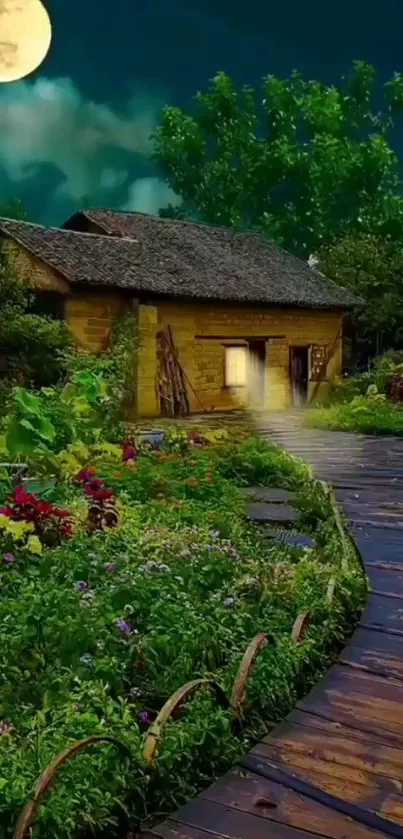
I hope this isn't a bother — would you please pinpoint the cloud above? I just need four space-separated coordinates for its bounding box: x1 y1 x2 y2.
123 177 181 214
0 75 180 222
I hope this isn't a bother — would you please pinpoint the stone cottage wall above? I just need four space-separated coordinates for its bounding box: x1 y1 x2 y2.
136 301 342 417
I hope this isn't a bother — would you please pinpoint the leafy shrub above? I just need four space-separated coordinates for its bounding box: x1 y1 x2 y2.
385 370 403 402
0 247 72 388
0 313 72 388
0 484 72 546
306 395 403 435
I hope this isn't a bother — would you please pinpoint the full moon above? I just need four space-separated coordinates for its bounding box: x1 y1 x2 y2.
0 0 52 83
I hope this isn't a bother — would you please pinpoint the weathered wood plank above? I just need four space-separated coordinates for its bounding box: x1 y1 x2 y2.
199 766 394 839
285 709 396 746
341 628 403 680
258 719 403 787
243 751 403 829
360 595 403 635
297 665 403 745
166 798 333 839
364 567 403 599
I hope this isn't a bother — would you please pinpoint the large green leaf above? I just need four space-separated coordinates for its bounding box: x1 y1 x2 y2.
6 420 36 455
37 416 56 442
13 387 42 417
60 382 76 405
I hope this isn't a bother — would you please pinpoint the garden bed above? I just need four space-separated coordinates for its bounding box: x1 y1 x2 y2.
0 429 366 838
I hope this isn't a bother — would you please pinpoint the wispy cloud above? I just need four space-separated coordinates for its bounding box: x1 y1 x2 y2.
0 75 180 222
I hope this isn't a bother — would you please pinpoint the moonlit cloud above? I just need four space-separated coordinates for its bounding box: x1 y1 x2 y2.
0 75 180 222
123 177 181 214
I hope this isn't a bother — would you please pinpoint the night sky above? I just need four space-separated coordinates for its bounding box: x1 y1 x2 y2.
1 0 402 225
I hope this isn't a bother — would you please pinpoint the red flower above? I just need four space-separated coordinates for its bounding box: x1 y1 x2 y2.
13 486 36 506
0 507 13 517
122 442 137 462
86 488 114 502
1 485 73 544
75 467 96 485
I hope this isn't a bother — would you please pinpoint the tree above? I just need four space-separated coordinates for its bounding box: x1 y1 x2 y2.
154 62 403 257
317 233 403 356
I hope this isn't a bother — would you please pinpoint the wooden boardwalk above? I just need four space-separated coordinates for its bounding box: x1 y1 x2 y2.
144 414 403 839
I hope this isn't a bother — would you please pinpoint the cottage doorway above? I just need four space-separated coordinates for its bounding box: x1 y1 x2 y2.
290 346 309 406
248 340 267 407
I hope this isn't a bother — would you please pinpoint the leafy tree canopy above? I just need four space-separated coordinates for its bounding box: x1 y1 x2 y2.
154 62 403 257
318 233 403 348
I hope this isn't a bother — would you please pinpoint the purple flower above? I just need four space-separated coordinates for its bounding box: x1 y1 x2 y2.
105 562 116 573
75 580 88 592
139 711 150 724
0 721 11 734
3 553 15 563
116 618 132 635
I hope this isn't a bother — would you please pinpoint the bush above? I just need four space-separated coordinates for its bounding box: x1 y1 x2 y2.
0 434 366 836
306 394 403 435
0 246 72 389
0 313 72 388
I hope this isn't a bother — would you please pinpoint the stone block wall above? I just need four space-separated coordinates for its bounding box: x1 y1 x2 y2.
136 301 343 417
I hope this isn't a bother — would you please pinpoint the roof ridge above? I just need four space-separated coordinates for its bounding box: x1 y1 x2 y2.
0 216 138 243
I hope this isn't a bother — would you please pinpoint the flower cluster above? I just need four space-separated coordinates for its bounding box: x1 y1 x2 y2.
75 468 118 532
121 440 137 462
75 468 114 502
0 486 72 545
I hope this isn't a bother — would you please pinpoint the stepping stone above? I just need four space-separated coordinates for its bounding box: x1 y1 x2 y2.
264 529 314 549
241 487 297 504
245 502 300 524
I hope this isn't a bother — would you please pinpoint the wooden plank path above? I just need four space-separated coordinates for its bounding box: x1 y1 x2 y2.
144 414 403 839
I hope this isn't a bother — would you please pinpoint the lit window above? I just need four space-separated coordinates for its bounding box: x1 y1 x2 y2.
225 346 247 387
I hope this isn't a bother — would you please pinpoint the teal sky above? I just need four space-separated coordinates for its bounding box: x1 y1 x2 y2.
0 0 401 225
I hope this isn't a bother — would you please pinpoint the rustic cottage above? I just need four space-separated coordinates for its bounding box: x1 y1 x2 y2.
0 210 358 417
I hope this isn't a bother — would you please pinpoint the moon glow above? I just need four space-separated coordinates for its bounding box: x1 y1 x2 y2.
0 0 52 83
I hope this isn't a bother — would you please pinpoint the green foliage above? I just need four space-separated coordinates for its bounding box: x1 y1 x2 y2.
3 372 111 471
0 436 365 836
0 246 72 389
5 388 56 456
1 312 72 388
154 62 403 257
318 233 403 348
306 393 403 435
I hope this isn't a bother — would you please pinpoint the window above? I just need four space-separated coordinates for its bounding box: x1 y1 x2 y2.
224 346 247 388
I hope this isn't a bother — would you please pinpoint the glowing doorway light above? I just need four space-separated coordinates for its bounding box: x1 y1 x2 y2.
224 346 247 388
